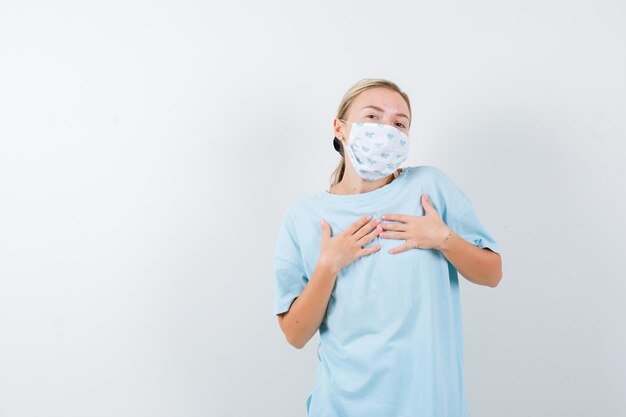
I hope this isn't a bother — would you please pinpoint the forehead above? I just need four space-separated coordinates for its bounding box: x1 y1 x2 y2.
350 87 410 116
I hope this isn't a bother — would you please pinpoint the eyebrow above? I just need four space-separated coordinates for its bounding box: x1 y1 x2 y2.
362 105 410 120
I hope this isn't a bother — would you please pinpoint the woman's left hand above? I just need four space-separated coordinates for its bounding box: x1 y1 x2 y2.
380 194 451 254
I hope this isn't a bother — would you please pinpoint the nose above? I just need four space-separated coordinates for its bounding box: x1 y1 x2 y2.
382 115 395 125
381 116 404 132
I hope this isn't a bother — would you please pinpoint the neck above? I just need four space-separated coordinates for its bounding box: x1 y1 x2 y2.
330 168 401 195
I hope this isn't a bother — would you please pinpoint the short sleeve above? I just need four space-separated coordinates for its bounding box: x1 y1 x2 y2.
453 208 500 254
273 204 309 315
431 167 501 254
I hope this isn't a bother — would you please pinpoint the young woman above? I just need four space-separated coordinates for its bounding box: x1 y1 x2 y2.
273 78 503 416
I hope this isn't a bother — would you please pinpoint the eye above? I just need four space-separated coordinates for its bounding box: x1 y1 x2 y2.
396 122 406 128
366 114 378 119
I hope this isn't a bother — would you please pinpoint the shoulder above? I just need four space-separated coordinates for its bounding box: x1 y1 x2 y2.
281 192 322 223
403 164 456 187
402 164 443 177
404 164 473 212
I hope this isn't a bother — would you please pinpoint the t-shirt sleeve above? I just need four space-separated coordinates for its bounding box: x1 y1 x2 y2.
453 207 500 253
273 204 309 315
432 167 501 254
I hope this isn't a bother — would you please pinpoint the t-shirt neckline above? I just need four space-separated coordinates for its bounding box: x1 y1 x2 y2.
320 167 411 202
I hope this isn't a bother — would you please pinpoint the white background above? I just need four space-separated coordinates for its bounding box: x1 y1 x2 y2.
1 1 624 416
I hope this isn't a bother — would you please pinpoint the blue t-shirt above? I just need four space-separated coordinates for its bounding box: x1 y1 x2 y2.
273 165 500 417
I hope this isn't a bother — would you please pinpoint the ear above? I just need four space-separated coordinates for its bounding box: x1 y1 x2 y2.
333 118 347 143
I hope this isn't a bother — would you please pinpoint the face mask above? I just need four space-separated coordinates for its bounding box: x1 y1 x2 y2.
339 119 409 181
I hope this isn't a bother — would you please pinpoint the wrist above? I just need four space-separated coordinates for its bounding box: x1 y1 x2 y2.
317 258 340 277
437 225 453 251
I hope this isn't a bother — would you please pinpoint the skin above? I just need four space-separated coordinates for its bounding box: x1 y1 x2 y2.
277 87 502 349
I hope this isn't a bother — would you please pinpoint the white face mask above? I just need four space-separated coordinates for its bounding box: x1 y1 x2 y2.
339 119 409 181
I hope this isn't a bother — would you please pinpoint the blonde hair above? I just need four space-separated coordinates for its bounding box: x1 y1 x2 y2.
329 78 412 188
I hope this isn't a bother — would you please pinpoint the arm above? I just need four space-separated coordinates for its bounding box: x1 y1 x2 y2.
381 193 502 287
437 226 502 287
276 215 382 349
277 260 338 349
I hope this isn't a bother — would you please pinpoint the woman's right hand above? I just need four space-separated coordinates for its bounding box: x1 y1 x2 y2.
318 215 383 273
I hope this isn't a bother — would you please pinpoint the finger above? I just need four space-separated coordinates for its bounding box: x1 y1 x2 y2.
380 222 406 231
389 241 413 254
357 224 382 245
353 218 380 241
345 215 372 236
381 213 409 222
379 230 406 240
321 219 331 241
359 243 381 257
422 194 437 215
